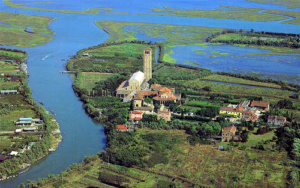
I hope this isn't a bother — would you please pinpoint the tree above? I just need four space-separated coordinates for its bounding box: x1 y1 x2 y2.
241 130 249 142
18 183 26 188
144 97 152 104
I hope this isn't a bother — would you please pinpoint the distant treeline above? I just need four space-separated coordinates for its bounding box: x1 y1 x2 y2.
206 29 300 48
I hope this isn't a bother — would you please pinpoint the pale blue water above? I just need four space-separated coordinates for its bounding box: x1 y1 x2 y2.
170 45 300 83
0 0 299 187
12 0 300 13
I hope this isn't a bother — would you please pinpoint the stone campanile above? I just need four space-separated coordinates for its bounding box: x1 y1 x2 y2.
143 48 152 80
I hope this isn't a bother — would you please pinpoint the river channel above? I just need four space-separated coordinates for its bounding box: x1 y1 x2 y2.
0 0 299 187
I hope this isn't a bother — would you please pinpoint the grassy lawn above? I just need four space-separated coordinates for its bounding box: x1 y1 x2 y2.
176 79 293 100
77 72 114 91
0 81 19 90
0 50 27 58
201 74 282 89
185 100 220 108
71 43 156 73
246 128 275 147
0 110 37 131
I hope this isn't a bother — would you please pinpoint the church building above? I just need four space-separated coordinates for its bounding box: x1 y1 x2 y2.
116 48 152 99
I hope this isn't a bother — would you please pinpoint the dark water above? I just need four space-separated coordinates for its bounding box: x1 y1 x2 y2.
0 0 299 187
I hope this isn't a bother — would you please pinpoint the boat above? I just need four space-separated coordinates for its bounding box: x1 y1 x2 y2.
19 167 30 174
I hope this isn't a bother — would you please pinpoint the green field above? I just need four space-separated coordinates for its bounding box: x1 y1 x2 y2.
185 100 220 108
77 72 114 91
0 11 55 47
201 74 282 89
175 79 293 100
70 43 156 73
39 129 289 188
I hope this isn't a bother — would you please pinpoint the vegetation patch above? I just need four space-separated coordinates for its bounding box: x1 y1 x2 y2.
151 6 289 22
95 20 224 47
201 74 282 89
3 0 121 15
246 0 300 8
0 11 55 47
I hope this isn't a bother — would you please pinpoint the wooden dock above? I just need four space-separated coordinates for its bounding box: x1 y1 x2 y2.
59 70 76 74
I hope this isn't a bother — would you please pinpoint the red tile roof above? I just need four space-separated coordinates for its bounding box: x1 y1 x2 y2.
150 84 163 89
268 115 286 120
133 94 144 100
250 101 269 108
136 91 158 96
134 117 142 121
222 126 236 134
116 125 127 130
153 96 176 101
130 111 143 114
159 88 171 93
219 107 241 112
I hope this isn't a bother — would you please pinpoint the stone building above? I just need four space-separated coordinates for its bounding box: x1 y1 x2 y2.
116 48 152 98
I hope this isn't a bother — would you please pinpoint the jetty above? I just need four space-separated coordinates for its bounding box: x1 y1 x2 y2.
59 70 76 74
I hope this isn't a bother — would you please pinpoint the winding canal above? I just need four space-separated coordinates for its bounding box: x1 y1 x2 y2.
0 0 299 187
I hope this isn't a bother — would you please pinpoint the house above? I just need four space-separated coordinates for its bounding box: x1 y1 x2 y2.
23 127 37 132
0 90 18 95
133 94 144 107
157 107 171 122
153 88 177 105
116 124 134 132
250 100 269 111
219 107 242 118
242 109 257 121
14 117 33 126
10 151 18 156
15 129 23 133
268 115 286 127
150 84 163 91
129 111 143 121
222 126 237 142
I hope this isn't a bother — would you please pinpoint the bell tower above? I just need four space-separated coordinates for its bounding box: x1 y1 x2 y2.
143 48 152 80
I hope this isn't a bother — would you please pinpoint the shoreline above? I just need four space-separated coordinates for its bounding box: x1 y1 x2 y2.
0 50 62 181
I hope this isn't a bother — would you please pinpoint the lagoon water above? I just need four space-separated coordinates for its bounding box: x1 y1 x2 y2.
0 0 299 187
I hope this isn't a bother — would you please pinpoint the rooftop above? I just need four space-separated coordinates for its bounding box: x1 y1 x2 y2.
222 126 236 134
219 107 241 112
159 88 171 93
130 111 143 114
250 100 269 108
129 71 144 83
116 125 127 130
268 115 286 120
